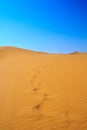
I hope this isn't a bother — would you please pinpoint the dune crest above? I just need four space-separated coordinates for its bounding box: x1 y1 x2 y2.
70 51 80 55
0 46 87 130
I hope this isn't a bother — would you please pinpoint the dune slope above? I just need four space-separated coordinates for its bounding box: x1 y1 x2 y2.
0 47 87 130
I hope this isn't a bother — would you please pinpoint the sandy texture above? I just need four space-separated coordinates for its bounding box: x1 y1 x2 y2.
0 46 87 130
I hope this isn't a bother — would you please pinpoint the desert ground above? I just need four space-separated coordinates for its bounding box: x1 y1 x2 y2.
0 46 87 130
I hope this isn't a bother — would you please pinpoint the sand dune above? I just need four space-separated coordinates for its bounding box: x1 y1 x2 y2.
0 46 87 130
70 51 81 55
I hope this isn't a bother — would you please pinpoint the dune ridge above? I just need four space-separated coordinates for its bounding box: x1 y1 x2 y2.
0 46 87 130
69 51 87 55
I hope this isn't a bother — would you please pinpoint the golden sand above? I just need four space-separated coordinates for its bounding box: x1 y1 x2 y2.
0 46 87 130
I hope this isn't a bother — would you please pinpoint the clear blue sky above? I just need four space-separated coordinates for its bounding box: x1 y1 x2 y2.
0 0 87 53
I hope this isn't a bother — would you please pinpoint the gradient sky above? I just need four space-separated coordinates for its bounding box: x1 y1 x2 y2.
0 0 87 53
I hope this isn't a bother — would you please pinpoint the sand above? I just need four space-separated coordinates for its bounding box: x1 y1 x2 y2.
0 46 87 130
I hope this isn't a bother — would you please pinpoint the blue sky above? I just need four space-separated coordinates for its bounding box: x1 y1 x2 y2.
0 0 87 53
